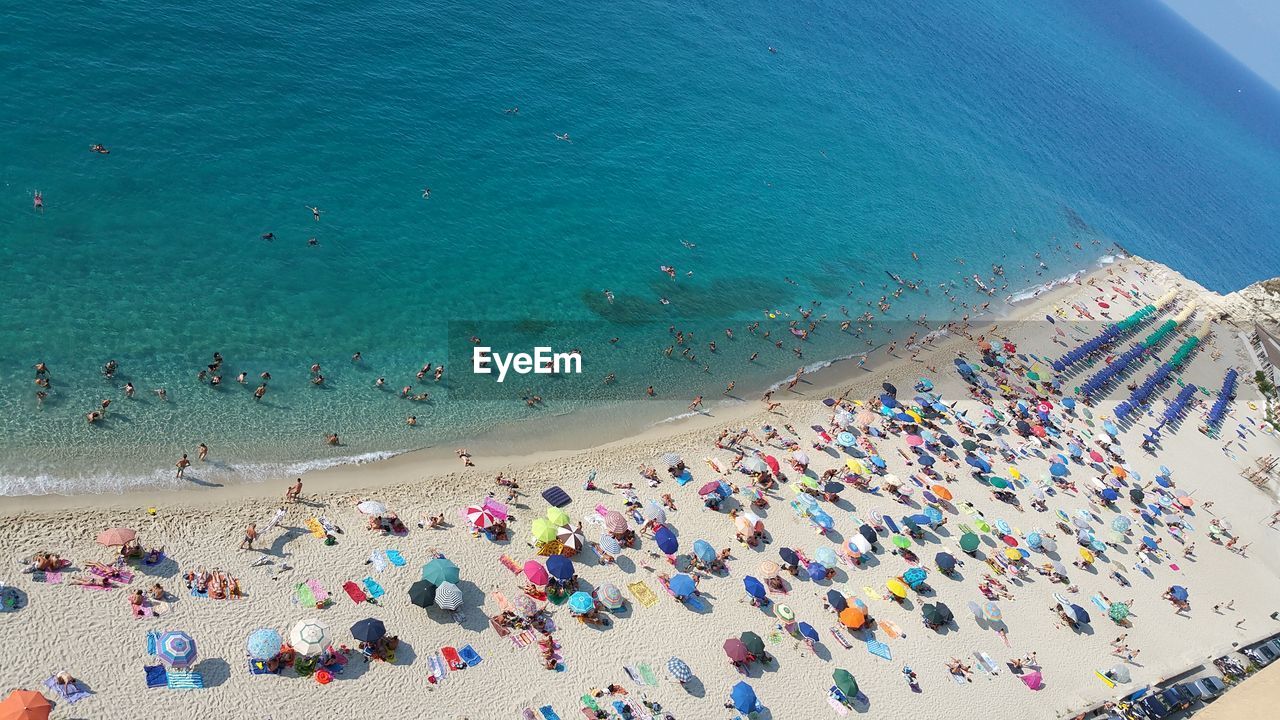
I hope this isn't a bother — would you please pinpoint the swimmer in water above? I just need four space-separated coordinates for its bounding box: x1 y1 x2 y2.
422 188 431 199
681 240 696 249
90 144 110 154
307 206 321 221
555 133 571 142
261 232 275 241
33 191 43 212
603 289 614 303
308 237 318 246
504 106 518 114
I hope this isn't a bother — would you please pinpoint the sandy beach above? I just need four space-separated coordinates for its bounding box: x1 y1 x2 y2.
4 255 1280 720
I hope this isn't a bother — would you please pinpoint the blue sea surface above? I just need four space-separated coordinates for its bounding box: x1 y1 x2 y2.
2 0 1278 493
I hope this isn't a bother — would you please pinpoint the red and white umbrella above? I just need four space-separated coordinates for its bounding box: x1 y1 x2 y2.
464 505 497 529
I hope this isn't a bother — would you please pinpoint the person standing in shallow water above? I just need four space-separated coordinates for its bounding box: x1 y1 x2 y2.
198 443 208 462
175 453 190 478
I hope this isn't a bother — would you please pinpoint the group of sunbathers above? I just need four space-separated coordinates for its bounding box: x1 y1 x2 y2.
183 568 243 599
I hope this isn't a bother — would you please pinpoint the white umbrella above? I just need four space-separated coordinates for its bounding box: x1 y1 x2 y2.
557 525 586 553
290 618 330 656
850 534 872 554
660 453 683 468
357 500 387 516
436 581 463 611
791 451 810 466
741 457 768 474
643 500 667 523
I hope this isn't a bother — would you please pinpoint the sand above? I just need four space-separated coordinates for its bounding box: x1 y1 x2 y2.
4 255 1280 720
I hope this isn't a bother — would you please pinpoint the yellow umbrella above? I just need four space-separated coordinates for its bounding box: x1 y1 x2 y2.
846 459 866 475
905 409 922 422
1008 467 1021 480
1079 548 1094 564
886 578 908 598
530 518 557 543
546 508 571 527
1004 548 1021 560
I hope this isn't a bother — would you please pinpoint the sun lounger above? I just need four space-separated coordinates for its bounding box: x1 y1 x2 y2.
361 577 384 599
144 664 167 688
459 644 482 666
385 550 406 567
166 669 204 689
342 581 367 604
44 675 91 704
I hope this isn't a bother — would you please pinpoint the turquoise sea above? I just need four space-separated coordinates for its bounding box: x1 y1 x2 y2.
3 0 1279 494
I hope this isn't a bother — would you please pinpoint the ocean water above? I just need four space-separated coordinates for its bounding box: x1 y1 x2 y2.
2 0 1279 494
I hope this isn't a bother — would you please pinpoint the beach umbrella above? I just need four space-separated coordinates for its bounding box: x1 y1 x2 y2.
96 527 136 547
839 606 866 628
826 589 848 611
246 628 283 659
792 450 810 466
653 526 679 555
157 630 197 668
1052 561 1068 575
523 560 549 586
960 533 980 552
923 506 943 525
1003 548 1021 560
835 432 856 447
530 518 558 543
690 539 716 565
891 534 911 550
1001 534 1018 547
777 604 795 622
741 457 768 474
669 574 696 597
984 601 1002 621
908 513 932 528
546 555 574 581
855 524 876 546
356 500 387 516
814 547 838 568
903 567 928 588
604 511 628 534
556 524 586 554
886 578 908 598
666 657 692 683
1103 421 1118 436
723 639 750 662
1089 450 1104 463
1070 604 1091 624
1177 496 1194 508
0 690 51 720
409 579 437 608
797 622 820 642
350 618 386 643
849 534 872 555
935 552 956 571
643 500 667 523
1141 536 1158 551
1021 671 1043 690
546 507 571 527
879 393 898 408
922 603 944 625
660 453 682 468
598 583 624 610
1026 532 1042 550
1079 548 1094 564
833 669 859 697
1072 516 1092 530
435 581 464 610
807 563 827 581
1155 475 1171 488
869 455 887 468
905 434 924 448
763 455 781 474
1129 488 1144 504
1170 585 1189 601
1109 664 1132 684
730 681 759 713
513 594 539 617
740 631 766 656
464 505 497 529
929 486 953 504
598 534 623 556
697 481 722 496
744 576 767 600
567 591 595 615
966 456 991 473
989 476 1010 490
779 547 799 565
1100 488 1119 503
918 454 936 467
824 481 845 496
422 558 460 585
1050 463 1068 477
1109 602 1130 622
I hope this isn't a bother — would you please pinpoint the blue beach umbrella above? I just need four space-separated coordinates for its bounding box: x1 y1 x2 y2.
654 526 678 555
918 453 936 467
810 510 834 530
995 519 1012 535
731 681 760 713
797 622 820 642
546 555 574 581
350 618 386 643
909 514 932 527
669 574 696 598
599 533 623 556
1141 536 1158 550
807 563 827 581
1050 463 1068 477
1155 476 1171 488
894 412 914 423
567 591 595 614
935 552 956 571
923 506 943 524
1170 586 1189 601
826 589 847 611
870 456 887 468
157 630 197 668
1026 532 1042 550
836 432 856 447
422 558 460 585
246 628 282 660
903 567 928 588
1101 489 1119 502
1111 516 1132 532
814 547 838 568
692 539 716 564
666 657 692 682
966 456 991 473
742 577 765 600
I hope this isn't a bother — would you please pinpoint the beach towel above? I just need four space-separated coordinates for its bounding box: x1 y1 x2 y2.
624 666 644 685
32 570 63 584
295 582 317 607
685 594 707 612
638 663 659 686
595 504 609 517
878 620 903 639
539 706 563 720
542 486 572 508
829 626 853 648
511 630 535 649
248 659 274 675
865 639 892 661
144 664 167 688
973 651 1000 675
459 644 482 666
305 518 326 538
500 555 522 574
361 577 384 599
146 630 159 655
342 581 367 603
442 646 466 670
369 551 388 573
581 694 602 712
44 675 91 704
189 587 208 598
828 692 850 715
426 652 446 683
1090 595 1109 612
628 581 658 608
385 550 406 567
489 616 511 637
90 566 133 583
166 670 204 689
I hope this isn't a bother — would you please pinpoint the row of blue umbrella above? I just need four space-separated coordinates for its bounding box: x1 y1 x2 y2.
1081 343 1146 398
1160 383 1200 423
1207 369 1238 428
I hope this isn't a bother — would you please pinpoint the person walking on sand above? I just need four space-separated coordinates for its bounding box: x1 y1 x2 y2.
175 453 190 478
240 523 258 550
285 477 303 502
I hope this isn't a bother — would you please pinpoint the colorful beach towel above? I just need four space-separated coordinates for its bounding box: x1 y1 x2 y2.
166 670 204 689
628 581 658 608
865 639 892 661
385 550 406 567
539 706 562 720
342 581 367 604
500 555 522 574
44 675 91 704
361 577 384 599
305 518 327 538
146 630 159 655
511 630 535 649
248 659 274 675
295 582 317 607
638 663 659 686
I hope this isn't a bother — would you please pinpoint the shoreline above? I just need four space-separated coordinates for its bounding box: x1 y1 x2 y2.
5 254 1129 512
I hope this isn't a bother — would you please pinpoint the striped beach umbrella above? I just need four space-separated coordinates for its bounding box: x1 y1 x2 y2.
604 511 628 534
435 581 464 611
464 505 497 529
666 657 692 682
643 500 667 523
157 630 197 668
660 453 682 468
289 619 329 656
556 524 586 553
598 534 622 556
597 583 624 610
246 628 282 660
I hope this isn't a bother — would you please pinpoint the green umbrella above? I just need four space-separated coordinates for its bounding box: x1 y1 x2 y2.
1109 602 1130 622
989 477 1010 489
530 518 558 543
833 669 858 696
421 558 460 585
891 534 911 550
959 533 980 552
961 440 979 451
739 631 765 656
1026 371 1040 382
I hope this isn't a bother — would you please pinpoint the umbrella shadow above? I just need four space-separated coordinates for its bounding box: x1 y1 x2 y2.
680 674 707 698
134 555 180 579
614 556 637 574
195 657 231 688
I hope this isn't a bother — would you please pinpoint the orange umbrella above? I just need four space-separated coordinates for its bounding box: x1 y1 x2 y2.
0 690 52 720
734 515 753 533
930 484 953 501
838 606 866 629
96 527 136 546
1177 496 1194 507
758 561 780 578
1112 466 1127 479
